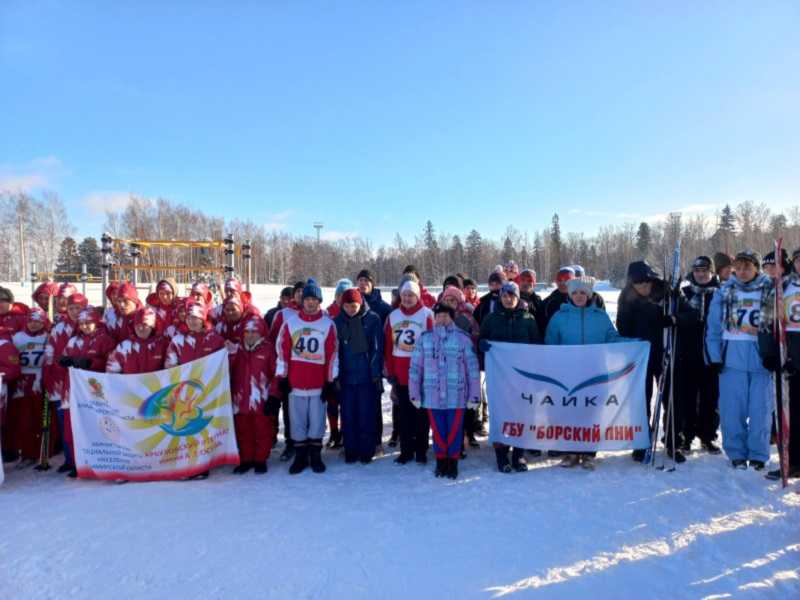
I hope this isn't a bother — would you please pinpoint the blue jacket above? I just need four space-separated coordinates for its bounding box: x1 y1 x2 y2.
334 305 384 385
705 274 769 373
362 288 392 324
545 302 624 345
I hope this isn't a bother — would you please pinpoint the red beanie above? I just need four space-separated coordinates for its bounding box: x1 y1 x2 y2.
341 288 362 305
67 293 89 308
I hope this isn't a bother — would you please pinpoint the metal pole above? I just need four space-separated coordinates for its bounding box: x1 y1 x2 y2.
224 233 235 279
80 263 88 297
18 215 26 286
30 261 37 290
130 243 140 286
242 239 252 291
101 232 113 309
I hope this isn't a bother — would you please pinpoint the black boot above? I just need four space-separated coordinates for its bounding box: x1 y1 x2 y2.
511 447 528 472
701 440 721 455
309 440 326 473
495 447 511 473
289 445 309 475
280 439 295 462
253 461 268 474
632 449 646 462
57 463 73 474
447 459 458 480
326 429 342 449
435 458 446 477
233 462 252 474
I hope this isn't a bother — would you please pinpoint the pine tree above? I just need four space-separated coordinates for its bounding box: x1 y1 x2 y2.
422 220 440 282
450 234 465 274
501 236 515 263
465 229 483 279
719 204 736 233
635 222 651 259
550 214 563 278
78 237 102 276
55 237 81 280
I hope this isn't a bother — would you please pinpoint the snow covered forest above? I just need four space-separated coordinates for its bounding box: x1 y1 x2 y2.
3 191 800 286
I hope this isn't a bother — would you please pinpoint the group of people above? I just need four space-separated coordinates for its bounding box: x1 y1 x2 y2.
0 250 796 483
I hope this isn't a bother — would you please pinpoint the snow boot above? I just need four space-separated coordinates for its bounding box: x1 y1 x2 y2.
309 443 326 474
233 463 253 474
495 447 512 473
57 463 73 474
394 453 412 465
326 429 342 449
701 440 721 455
666 448 686 464
447 459 459 480
749 460 765 471
467 433 479 448
631 449 646 462
435 458 446 477
253 462 268 474
580 456 596 471
731 459 747 470
560 454 580 468
415 452 427 465
280 440 295 462
511 447 528 472
289 445 309 475
67 467 78 478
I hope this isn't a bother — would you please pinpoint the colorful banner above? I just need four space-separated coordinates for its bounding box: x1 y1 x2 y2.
486 341 651 451
69 349 239 481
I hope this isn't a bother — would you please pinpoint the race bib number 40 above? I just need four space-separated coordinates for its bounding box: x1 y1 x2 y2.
291 327 326 364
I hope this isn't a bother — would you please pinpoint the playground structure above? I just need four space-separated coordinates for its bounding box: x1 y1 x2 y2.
30 233 253 308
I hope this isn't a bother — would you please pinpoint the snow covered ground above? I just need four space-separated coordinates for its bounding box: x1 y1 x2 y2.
1 282 799 599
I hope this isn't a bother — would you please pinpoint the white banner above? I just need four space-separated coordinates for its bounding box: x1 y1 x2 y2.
69 349 239 481
486 341 651 451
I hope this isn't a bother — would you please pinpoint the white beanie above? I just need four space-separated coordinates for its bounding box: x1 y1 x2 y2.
399 280 421 298
567 276 596 296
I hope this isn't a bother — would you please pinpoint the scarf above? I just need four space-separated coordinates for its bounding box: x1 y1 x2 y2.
721 273 771 333
685 274 719 316
759 272 799 333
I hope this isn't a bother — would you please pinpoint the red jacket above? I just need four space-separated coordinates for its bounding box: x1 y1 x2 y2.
326 303 341 319
275 310 338 393
103 308 136 344
106 335 168 374
64 329 116 372
0 304 29 337
146 293 179 334
383 303 434 386
0 337 21 408
419 285 437 308
267 303 300 345
165 329 226 368
230 338 274 414
10 329 48 399
43 318 77 404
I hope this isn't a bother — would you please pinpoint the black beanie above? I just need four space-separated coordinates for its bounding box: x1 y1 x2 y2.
356 269 375 284
433 302 455 320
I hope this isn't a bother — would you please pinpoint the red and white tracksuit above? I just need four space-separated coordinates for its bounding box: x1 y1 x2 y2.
106 335 168 374
165 328 227 368
230 339 276 463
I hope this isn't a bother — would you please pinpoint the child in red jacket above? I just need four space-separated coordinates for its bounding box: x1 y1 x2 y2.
106 307 168 374
230 318 276 474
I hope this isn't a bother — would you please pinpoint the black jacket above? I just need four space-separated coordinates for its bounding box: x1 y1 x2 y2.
677 274 719 365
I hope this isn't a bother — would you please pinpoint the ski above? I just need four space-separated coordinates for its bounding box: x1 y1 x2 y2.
773 238 790 487
34 393 52 471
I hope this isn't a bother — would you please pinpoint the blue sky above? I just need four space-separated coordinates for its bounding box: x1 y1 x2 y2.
1 1 798 244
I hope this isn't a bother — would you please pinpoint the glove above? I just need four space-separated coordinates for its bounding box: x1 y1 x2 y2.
708 362 724 375
58 356 74 368
762 355 780 373
410 398 421 409
661 314 676 328
264 396 281 417
478 339 492 353
278 378 291 396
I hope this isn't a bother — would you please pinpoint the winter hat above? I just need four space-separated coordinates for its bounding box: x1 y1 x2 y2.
78 307 101 324
403 265 422 281
519 268 536 283
462 277 476 288
225 277 243 295
713 252 733 271
224 295 244 312
488 271 505 285
280 286 294 299
302 278 323 302
504 260 519 272
186 301 208 321
157 278 177 294
117 282 141 306
67 293 89 309
432 302 455 320
356 269 375 285
190 282 212 305
105 281 121 302
556 267 576 283
399 279 421 298
134 307 157 329
0 286 13 303
762 249 790 272
734 249 761 269
28 307 47 322
572 265 586 277
33 281 58 300
334 278 354 297
501 281 520 298
691 256 714 271
244 317 267 338
567 276 596 296
57 282 77 299
341 288 363 305
627 261 661 284
292 280 306 293
441 285 465 304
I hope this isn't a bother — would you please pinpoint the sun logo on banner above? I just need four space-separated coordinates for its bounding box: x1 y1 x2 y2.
118 356 231 463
